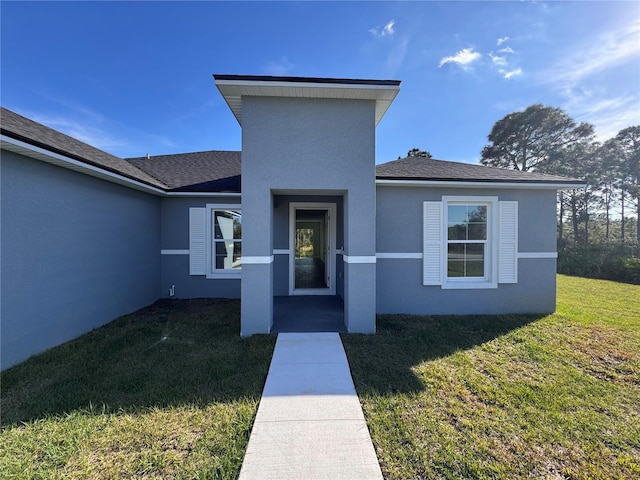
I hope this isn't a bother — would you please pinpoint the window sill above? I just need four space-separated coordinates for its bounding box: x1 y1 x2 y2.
206 272 242 280
442 280 497 290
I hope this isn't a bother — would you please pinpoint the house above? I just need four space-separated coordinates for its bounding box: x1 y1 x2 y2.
0 75 581 369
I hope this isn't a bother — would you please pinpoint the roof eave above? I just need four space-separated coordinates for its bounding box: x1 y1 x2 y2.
213 74 400 127
375 178 585 190
1 134 168 196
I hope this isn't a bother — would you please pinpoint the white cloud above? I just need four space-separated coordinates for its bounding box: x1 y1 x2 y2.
542 18 640 89
500 68 522 79
499 46 515 54
28 112 127 151
370 20 395 37
540 18 640 140
264 56 295 76
497 36 509 46
488 53 507 66
566 94 640 141
438 48 481 69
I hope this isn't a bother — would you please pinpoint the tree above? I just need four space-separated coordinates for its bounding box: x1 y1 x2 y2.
480 104 594 172
550 139 599 242
406 148 432 158
613 126 640 241
598 138 625 241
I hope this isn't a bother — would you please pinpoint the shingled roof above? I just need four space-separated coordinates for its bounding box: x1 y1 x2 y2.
127 151 241 192
375 157 582 185
0 107 167 189
2 106 581 193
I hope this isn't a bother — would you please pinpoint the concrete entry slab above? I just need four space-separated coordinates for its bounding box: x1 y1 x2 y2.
272 296 346 333
238 332 383 480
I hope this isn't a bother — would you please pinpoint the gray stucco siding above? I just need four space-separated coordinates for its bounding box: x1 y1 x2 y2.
376 258 556 315
1 151 160 369
242 97 376 192
159 196 241 299
160 256 240 299
160 196 240 249
375 185 558 315
376 186 558 254
241 96 377 333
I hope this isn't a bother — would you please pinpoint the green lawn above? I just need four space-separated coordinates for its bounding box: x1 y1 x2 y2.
2 277 638 479
0 299 276 479
342 275 640 479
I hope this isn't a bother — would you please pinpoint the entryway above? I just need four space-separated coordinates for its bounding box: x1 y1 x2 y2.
289 202 336 295
272 296 346 333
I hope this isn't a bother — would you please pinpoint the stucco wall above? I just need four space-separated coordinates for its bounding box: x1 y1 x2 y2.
159 196 241 299
375 185 558 315
1 151 161 369
241 96 377 333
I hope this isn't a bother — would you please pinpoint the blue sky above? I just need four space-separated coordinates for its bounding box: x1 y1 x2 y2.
2 1 639 164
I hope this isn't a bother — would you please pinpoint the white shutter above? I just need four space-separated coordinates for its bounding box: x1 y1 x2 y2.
189 207 206 275
498 201 518 283
423 202 443 285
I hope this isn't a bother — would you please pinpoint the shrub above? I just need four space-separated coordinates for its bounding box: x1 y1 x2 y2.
557 241 640 284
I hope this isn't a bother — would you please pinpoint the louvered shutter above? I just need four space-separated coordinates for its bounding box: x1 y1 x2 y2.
423 202 443 285
189 207 206 275
498 201 518 283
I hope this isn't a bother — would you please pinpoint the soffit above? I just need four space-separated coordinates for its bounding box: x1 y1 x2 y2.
214 76 400 126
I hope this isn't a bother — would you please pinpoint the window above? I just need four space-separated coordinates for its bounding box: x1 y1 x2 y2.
212 209 242 272
423 196 517 289
189 205 242 278
447 204 488 279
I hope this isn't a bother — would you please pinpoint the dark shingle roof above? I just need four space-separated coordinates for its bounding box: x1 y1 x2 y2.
0 107 168 189
127 151 241 192
376 157 582 184
2 106 581 194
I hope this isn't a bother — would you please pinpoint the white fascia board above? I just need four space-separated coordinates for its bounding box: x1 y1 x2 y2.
375 179 585 190
214 78 400 92
215 80 399 126
1 135 166 196
166 192 242 198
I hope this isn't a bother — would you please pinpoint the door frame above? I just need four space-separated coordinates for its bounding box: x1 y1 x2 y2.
289 202 337 295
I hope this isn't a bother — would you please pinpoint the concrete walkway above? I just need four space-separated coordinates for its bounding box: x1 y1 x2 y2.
238 332 383 480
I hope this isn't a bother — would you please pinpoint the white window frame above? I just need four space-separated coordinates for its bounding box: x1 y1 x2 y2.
442 196 498 289
205 204 242 279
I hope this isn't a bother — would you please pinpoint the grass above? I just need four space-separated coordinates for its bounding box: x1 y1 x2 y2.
0 298 276 479
342 275 640 479
2 277 639 479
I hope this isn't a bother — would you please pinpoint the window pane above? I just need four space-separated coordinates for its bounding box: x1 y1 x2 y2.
466 261 485 277
467 206 487 223
466 243 484 259
447 243 485 278
448 223 467 240
448 244 465 260
448 205 487 241
448 205 468 223
447 241 465 277
213 210 242 240
468 223 487 240
214 240 242 270
447 261 465 277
